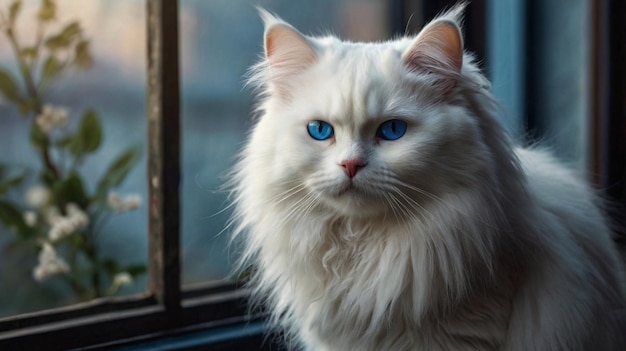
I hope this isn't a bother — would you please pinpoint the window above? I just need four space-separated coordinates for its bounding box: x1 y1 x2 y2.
0 1 261 349
0 0 148 318
1 0 623 349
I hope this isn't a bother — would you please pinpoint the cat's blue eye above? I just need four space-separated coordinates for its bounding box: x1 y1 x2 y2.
307 120 334 140
377 119 407 140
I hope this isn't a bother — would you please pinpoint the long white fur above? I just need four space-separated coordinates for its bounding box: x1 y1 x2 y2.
230 4 624 351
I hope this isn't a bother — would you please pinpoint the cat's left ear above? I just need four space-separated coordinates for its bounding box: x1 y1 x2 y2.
402 18 463 94
259 9 318 98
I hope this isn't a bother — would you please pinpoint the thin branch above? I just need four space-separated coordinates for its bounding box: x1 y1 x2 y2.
3 22 60 179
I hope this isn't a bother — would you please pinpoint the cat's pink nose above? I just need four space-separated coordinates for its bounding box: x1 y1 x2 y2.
340 159 366 178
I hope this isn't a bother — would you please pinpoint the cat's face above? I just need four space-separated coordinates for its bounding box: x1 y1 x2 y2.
248 13 487 219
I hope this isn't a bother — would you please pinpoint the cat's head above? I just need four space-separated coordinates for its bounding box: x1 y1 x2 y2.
243 6 496 220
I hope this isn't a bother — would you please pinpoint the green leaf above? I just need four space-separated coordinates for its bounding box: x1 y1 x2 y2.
0 199 36 239
60 21 81 39
37 0 56 21
0 174 25 194
21 47 38 60
45 21 81 51
0 68 24 104
68 109 102 157
40 169 58 187
73 40 92 68
41 55 62 83
53 172 89 209
18 99 36 114
9 0 22 25
29 121 50 151
80 110 101 152
95 146 142 200
55 135 73 149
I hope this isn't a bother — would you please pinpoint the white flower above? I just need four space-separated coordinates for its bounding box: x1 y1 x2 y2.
35 104 68 134
108 272 133 294
124 195 142 211
32 242 70 282
23 211 37 227
25 185 50 208
113 272 133 286
47 203 89 242
107 192 123 212
48 217 75 242
44 207 61 225
51 108 68 128
107 192 142 213
66 203 89 228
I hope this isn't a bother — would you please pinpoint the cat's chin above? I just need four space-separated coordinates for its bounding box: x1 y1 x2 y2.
321 186 384 218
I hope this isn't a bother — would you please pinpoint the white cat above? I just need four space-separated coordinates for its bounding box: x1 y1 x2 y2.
229 5 625 351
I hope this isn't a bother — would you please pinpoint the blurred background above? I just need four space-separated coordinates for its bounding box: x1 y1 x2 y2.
0 0 623 319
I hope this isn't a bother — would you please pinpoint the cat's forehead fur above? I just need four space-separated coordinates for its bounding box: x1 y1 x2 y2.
252 6 468 127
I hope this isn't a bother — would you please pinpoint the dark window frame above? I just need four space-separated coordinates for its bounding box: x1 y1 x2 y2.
590 0 626 233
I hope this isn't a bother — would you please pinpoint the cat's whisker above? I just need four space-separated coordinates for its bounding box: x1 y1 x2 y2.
379 190 402 224
388 187 427 226
275 190 319 230
271 183 307 206
382 174 472 219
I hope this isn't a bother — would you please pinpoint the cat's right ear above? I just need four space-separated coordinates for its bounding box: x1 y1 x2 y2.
259 9 318 98
402 5 465 98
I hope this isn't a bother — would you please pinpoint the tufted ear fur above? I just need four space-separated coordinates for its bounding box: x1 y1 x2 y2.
260 10 318 98
402 15 464 96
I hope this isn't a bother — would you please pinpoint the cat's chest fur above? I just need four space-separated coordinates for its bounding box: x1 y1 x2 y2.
268 219 514 351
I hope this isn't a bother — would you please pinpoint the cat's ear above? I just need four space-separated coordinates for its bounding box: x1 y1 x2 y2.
402 17 464 95
259 9 317 98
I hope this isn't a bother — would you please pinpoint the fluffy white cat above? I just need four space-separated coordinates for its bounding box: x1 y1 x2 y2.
230 5 625 351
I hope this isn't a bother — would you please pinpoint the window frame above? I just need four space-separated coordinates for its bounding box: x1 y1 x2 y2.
590 0 626 231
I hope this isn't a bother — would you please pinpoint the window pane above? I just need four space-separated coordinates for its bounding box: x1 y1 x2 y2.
180 0 392 285
0 0 147 318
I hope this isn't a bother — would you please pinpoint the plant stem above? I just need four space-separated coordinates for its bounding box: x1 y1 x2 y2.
4 25 59 179
80 232 102 297
5 28 40 111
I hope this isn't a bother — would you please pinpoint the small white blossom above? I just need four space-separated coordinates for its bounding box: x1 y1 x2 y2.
47 203 89 242
107 192 123 212
113 272 133 286
48 217 75 242
108 272 134 294
23 211 37 227
107 192 142 213
36 104 68 134
66 203 89 228
124 195 142 211
44 207 61 226
25 185 50 208
51 108 68 127
32 242 70 282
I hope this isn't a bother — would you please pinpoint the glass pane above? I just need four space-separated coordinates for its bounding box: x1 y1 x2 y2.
180 0 392 285
0 0 147 318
